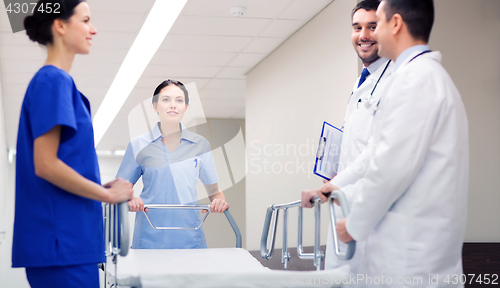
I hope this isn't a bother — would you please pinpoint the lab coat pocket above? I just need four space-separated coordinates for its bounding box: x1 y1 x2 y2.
366 211 407 278
169 157 200 204
350 107 372 147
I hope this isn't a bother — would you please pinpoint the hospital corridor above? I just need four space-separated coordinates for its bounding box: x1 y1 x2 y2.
0 0 499 287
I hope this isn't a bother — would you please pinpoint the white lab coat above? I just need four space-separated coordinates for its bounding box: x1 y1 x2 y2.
343 51 468 287
325 58 393 274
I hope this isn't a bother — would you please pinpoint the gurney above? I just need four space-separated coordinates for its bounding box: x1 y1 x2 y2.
103 191 356 288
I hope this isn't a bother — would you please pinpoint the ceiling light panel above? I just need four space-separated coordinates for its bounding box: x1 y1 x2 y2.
0 33 32 45
151 50 236 66
259 19 303 38
89 12 147 33
69 62 120 76
73 74 115 89
160 35 252 53
215 67 247 79
134 77 211 90
242 37 283 54
1 45 45 61
93 0 189 146
87 0 155 14
204 79 245 90
181 0 293 19
74 48 129 64
170 16 271 37
89 32 137 49
142 65 221 79
200 99 245 110
1 59 42 73
227 53 266 67
278 0 331 20
200 90 245 100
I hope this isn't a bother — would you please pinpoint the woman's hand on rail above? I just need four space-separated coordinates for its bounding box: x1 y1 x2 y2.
207 190 229 213
33 126 133 204
106 178 134 204
210 198 229 213
336 218 354 243
128 196 147 212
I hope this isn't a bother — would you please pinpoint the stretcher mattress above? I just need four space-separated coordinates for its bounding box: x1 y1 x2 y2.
106 248 348 288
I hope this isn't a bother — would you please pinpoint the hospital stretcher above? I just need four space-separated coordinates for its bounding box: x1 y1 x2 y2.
103 191 356 288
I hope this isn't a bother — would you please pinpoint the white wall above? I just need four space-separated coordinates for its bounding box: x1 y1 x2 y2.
430 0 500 241
246 0 358 251
246 0 500 254
0 69 30 287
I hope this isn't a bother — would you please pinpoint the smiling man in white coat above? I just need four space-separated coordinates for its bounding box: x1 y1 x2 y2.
323 0 393 275
303 0 469 286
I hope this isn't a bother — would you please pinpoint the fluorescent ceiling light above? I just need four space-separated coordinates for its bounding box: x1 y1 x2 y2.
113 150 126 156
92 0 188 146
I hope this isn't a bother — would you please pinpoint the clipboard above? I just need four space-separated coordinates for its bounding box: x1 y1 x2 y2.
313 121 343 180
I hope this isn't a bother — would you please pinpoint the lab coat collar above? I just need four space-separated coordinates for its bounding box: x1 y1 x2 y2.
366 57 390 75
151 122 198 144
392 45 430 73
353 58 391 92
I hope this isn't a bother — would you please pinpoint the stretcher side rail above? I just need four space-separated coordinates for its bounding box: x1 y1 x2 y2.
141 204 242 248
260 190 356 270
329 190 356 260
104 203 241 288
103 202 130 288
261 198 324 270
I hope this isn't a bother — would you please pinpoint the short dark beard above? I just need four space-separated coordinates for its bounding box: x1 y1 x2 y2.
358 50 380 66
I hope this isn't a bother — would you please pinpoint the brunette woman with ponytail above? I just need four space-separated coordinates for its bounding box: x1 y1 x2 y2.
12 1 133 286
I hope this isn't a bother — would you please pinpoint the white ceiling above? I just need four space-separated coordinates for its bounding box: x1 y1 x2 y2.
0 0 331 151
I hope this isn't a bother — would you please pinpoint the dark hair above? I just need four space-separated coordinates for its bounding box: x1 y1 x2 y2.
352 0 380 19
383 0 434 43
24 0 84 45
152 79 189 105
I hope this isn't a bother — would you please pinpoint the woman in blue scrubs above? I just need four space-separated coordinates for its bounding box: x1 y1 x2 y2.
12 1 133 287
117 79 229 249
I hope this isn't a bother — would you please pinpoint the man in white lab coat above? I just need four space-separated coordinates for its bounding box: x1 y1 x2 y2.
324 0 393 275
303 0 468 286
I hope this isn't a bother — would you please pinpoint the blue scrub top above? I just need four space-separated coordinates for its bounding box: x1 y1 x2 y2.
117 122 219 249
12 66 105 268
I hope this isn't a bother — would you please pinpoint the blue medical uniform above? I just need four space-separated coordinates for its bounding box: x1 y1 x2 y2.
12 66 104 278
117 122 219 249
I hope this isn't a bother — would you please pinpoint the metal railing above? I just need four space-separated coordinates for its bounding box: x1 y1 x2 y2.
141 204 242 248
260 190 356 270
328 191 356 260
103 202 129 288
103 203 241 288
261 198 324 270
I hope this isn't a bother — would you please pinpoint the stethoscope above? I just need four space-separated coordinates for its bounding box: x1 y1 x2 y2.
363 50 432 108
362 60 391 108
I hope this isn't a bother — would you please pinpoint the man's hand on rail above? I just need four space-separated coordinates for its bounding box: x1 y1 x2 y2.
301 189 319 208
301 182 340 208
336 218 354 243
128 196 148 212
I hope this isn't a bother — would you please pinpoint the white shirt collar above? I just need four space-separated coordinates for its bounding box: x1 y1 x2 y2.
151 122 198 144
365 57 389 74
392 45 430 72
